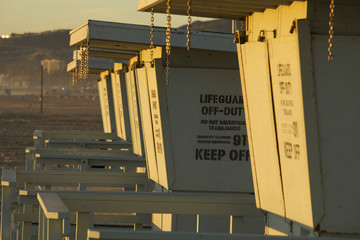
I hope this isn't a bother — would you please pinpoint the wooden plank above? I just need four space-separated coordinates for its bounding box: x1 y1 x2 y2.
55 192 261 216
16 170 149 186
34 148 139 158
44 139 132 150
87 228 346 240
21 191 259 216
1 185 13 240
1 169 17 187
37 193 70 220
137 0 303 18
33 130 119 141
69 20 236 53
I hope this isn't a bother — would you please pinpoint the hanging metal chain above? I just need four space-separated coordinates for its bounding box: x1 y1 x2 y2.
328 0 335 61
150 7 155 61
241 20 245 32
186 0 192 52
80 43 84 80
165 0 171 85
84 43 89 79
73 45 78 86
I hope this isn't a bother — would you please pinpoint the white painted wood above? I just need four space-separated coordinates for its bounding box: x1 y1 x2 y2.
237 41 285 217
99 71 116 134
135 65 159 182
47 218 63 240
1 185 13 240
268 33 315 228
45 139 131 150
76 212 91 240
87 228 348 240
128 68 144 156
56 192 261 217
20 204 32 240
37 193 70 220
136 47 252 193
67 58 126 74
137 0 305 19
16 170 148 187
309 34 360 233
112 63 132 142
1 169 17 187
33 130 118 143
38 207 44 240
230 216 244 234
69 20 236 53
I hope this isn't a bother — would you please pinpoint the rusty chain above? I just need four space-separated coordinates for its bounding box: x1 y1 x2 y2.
186 0 192 52
166 0 171 85
328 0 335 61
150 7 155 61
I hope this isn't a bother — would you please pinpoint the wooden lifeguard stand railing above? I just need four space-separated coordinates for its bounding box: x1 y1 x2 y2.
21 18 262 238
66 19 264 234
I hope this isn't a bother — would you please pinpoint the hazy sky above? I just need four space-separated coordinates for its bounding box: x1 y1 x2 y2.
0 0 213 35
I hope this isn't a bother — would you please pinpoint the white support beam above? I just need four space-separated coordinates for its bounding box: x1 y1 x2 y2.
137 0 305 19
69 20 236 53
87 228 348 240
55 191 261 217
67 58 126 74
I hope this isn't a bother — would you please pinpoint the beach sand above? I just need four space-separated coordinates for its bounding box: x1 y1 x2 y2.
0 93 102 170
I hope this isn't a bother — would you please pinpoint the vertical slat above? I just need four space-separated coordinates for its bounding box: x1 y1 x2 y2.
38 207 44 240
230 215 244 234
21 205 33 240
47 219 63 240
1 186 13 240
76 212 91 240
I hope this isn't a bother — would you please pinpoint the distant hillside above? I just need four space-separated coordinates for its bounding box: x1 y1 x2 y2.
0 20 233 91
0 30 73 90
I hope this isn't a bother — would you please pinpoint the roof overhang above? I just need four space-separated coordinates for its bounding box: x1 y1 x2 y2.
69 20 236 53
137 0 306 20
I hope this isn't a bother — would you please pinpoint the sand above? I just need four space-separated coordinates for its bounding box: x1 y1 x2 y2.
0 93 103 170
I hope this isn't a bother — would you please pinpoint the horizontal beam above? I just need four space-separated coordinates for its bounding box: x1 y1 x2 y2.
33 148 138 158
33 130 119 141
137 0 304 19
88 228 344 240
69 20 236 52
16 170 149 186
67 58 126 74
37 193 70 220
1 169 16 187
57 191 261 216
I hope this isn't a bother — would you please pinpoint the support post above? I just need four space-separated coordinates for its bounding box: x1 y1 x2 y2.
230 215 244 234
76 212 92 240
1 186 13 240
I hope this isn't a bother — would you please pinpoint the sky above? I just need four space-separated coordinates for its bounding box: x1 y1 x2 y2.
0 0 213 35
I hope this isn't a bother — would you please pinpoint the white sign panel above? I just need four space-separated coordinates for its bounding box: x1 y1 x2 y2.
144 60 253 192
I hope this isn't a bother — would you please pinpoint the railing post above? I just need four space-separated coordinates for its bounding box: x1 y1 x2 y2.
76 212 92 240
230 215 244 234
1 185 13 240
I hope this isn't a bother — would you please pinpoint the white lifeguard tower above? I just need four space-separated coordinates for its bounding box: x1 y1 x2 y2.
137 0 360 238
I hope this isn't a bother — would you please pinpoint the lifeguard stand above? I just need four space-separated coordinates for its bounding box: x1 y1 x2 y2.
137 0 360 238
68 20 264 234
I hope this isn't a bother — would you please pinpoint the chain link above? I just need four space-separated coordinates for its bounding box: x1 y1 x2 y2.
73 45 78 86
241 20 245 32
186 0 192 52
80 43 84 80
328 0 335 61
150 7 155 61
165 0 171 86
85 43 89 78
